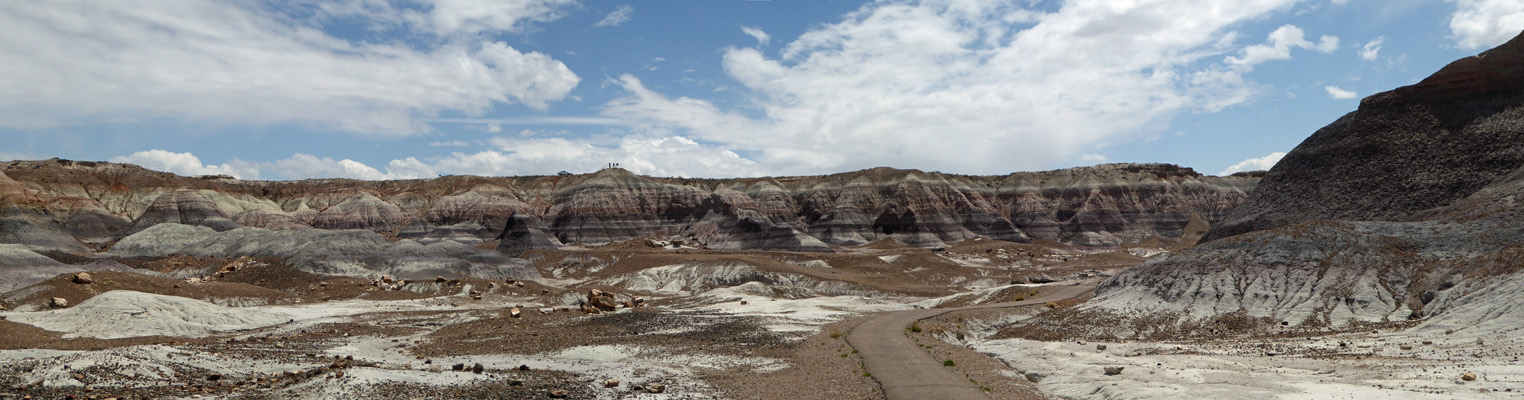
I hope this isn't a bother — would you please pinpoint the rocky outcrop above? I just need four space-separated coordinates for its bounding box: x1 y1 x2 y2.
1059 30 1524 336
1 159 1256 252
401 185 533 244
1204 32 1524 242
308 193 406 233
495 213 563 255
0 203 88 252
116 190 238 239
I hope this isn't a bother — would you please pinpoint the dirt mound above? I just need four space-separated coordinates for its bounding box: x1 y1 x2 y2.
5 290 293 339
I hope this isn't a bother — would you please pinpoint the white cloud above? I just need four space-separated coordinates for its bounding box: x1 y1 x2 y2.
1324 85 1358 99
116 133 760 180
0 1 580 135
112 150 261 179
1226 25 1339 71
1219 152 1286 175
1079 154 1109 162
266 154 439 180
303 0 578 37
430 140 472 147
1449 0 1524 49
0 152 41 162
598 0 1314 175
1360 37 1384 61
593 5 634 28
486 123 503 133
741 26 771 46
432 135 759 177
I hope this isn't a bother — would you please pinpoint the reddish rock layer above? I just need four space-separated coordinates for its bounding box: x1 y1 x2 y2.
0 159 1256 252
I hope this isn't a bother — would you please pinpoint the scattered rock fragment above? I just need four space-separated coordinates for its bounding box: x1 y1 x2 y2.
207 373 223 381
548 390 568 398
50 297 68 308
643 383 666 393
604 379 619 388
1096 344 1107 351
509 378 524 386
436 276 446 283
72 272 92 284
471 363 484 374
518 365 531 371
1103 366 1124 375
1462 372 1477 381
452 363 465 371
510 307 522 318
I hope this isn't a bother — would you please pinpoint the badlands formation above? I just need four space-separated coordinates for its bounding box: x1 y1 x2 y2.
3 31 1524 400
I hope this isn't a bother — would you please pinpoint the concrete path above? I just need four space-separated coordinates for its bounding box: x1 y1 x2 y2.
847 284 1096 400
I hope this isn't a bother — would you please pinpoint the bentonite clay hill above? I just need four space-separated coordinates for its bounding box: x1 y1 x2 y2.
1029 31 1524 339
0 161 1255 254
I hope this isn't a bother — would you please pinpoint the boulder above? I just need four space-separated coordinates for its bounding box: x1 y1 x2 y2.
49 297 68 308
72 272 92 284
1103 366 1124 375
509 307 522 318
1462 372 1477 381
604 379 619 388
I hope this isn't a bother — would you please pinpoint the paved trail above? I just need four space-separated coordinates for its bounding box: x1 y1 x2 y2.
847 284 1096 400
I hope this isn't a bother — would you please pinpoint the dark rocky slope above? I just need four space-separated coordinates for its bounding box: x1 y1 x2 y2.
1203 32 1524 243
1038 30 1524 338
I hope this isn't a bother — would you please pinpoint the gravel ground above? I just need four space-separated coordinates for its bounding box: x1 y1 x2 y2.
699 318 883 400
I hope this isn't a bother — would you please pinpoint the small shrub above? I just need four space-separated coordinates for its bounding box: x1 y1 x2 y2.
1014 295 1026 301
908 323 922 333
943 360 957 367
829 331 842 339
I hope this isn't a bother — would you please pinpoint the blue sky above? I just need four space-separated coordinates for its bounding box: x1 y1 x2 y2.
2 0 1522 179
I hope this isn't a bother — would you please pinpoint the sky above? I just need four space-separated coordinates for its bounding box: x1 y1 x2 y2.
2 0 1523 180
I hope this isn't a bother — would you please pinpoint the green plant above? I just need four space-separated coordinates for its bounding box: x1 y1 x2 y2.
943 360 956 367
908 323 922 333
829 330 842 339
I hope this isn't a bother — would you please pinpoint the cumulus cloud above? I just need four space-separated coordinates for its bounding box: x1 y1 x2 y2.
1219 152 1286 175
1324 86 1358 99
593 5 634 28
431 135 759 177
741 26 771 46
598 0 1315 175
1449 0 1524 49
266 154 442 180
1226 25 1340 71
1360 37 1384 61
0 0 580 135
1079 154 1109 162
117 133 759 180
112 150 262 179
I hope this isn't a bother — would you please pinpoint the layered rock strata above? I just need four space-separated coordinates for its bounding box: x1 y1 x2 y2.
1059 30 1524 336
0 159 1256 253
